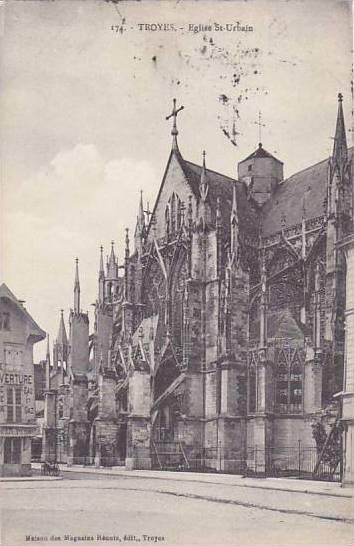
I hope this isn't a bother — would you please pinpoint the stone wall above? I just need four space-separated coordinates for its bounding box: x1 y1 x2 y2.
69 312 89 375
95 308 113 373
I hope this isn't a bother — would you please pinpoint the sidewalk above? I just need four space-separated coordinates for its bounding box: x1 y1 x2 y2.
0 475 62 482
31 462 352 498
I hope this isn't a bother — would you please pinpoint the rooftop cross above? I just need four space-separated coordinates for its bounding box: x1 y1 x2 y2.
254 110 266 144
166 98 184 150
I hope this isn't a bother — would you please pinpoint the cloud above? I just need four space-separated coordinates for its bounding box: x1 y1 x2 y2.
3 144 158 360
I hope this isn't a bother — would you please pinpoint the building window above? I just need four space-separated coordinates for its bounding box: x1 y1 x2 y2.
4 346 23 367
167 193 182 235
4 438 22 464
121 390 128 412
107 282 112 299
170 193 177 232
0 312 10 330
275 347 303 414
290 352 303 412
165 206 170 237
7 387 22 423
248 164 252 172
248 360 257 413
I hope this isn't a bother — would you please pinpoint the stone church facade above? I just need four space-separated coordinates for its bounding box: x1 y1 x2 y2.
43 95 353 476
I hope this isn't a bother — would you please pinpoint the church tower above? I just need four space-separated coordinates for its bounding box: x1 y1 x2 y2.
67 258 90 465
94 246 113 379
238 143 283 207
68 259 89 376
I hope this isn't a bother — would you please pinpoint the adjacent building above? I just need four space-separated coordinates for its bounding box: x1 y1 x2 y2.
0 283 45 476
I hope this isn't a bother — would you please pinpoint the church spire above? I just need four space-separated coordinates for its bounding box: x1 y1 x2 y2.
135 191 146 254
166 98 184 151
199 150 208 201
98 245 105 304
46 332 50 361
230 179 239 259
99 245 105 280
124 228 130 301
109 241 115 265
138 190 145 229
107 241 118 279
57 309 68 347
55 309 68 369
74 258 80 313
332 93 347 167
45 334 50 390
197 151 210 231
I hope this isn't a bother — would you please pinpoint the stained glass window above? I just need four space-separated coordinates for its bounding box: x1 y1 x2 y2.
275 348 303 414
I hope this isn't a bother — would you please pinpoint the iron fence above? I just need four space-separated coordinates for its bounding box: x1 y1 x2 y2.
149 442 342 481
69 456 125 467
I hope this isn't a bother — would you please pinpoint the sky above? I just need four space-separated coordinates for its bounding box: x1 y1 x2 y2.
0 0 352 361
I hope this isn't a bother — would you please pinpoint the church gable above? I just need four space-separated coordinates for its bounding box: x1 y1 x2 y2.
145 150 198 243
145 148 259 246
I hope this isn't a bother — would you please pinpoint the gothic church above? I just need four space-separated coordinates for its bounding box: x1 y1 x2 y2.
42 95 353 475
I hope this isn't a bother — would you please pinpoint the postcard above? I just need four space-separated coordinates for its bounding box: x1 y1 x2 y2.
0 1 353 545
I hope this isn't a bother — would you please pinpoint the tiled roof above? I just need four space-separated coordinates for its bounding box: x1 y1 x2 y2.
181 158 259 236
261 158 328 236
261 147 353 237
243 143 283 163
0 283 46 341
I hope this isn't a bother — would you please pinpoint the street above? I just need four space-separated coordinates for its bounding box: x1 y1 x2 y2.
0 470 352 546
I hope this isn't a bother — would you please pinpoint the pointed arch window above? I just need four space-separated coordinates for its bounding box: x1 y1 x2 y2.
165 206 170 237
171 194 176 232
166 193 182 235
176 199 182 230
248 352 257 413
290 351 303 413
275 347 303 414
107 282 112 300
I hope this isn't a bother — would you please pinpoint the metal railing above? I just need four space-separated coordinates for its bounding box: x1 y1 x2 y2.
147 442 342 481
68 456 125 467
245 445 341 481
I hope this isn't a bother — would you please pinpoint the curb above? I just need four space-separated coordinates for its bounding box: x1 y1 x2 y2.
42 465 352 499
0 476 63 482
